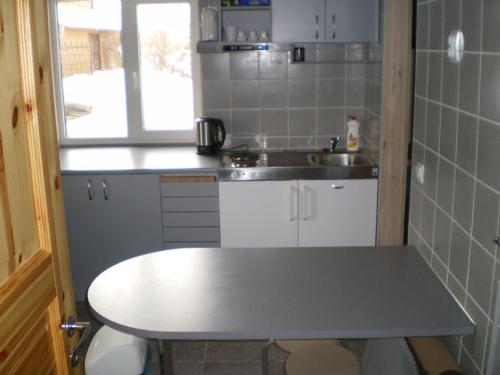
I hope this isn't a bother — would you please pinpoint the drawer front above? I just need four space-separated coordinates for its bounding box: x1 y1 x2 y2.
163 212 220 227
161 182 219 197
163 227 220 242
161 197 220 212
163 242 221 250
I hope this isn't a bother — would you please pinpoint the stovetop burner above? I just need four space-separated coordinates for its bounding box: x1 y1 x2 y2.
223 151 260 168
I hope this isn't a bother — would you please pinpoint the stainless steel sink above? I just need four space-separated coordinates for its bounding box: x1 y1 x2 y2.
306 153 371 167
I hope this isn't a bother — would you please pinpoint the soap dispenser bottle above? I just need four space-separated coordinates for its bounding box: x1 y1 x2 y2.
347 115 360 152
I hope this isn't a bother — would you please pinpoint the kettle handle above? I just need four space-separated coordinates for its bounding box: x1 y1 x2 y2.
216 119 226 151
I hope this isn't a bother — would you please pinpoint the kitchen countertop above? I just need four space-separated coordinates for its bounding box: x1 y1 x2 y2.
59 146 220 174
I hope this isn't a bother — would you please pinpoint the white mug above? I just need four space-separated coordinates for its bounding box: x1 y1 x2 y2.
236 30 247 42
258 30 269 42
224 26 237 42
247 30 258 42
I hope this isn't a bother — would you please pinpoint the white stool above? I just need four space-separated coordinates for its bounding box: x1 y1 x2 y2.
285 343 360 375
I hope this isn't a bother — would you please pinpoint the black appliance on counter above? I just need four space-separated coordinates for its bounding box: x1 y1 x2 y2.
195 117 226 155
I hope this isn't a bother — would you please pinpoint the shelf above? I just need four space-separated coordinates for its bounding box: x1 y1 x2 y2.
197 41 292 53
221 6 271 11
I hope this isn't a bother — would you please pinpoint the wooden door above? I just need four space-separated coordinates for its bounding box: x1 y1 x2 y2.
219 181 299 247
0 0 79 373
298 179 378 247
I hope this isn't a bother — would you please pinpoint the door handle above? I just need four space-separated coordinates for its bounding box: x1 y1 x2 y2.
60 316 91 367
315 14 319 39
494 235 500 246
300 186 312 221
331 14 336 39
331 184 344 190
289 185 298 221
87 179 94 200
102 179 109 200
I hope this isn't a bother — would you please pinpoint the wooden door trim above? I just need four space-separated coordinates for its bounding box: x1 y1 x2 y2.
377 0 413 245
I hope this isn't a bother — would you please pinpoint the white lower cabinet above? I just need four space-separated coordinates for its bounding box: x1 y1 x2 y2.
220 179 377 248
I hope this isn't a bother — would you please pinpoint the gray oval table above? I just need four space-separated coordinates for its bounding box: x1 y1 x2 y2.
87 246 474 374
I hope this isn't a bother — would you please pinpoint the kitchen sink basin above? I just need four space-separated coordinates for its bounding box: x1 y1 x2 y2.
306 152 371 167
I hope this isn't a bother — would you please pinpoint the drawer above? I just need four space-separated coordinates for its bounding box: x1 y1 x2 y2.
160 176 218 197
163 242 221 250
161 197 219 212
163 227 220 242
163 212 220 227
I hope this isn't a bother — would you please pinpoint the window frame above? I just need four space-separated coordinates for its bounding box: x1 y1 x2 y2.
49 0 202 146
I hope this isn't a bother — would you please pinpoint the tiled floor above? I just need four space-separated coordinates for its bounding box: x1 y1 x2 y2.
77 302 366 375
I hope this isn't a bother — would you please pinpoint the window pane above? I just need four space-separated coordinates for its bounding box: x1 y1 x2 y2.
57 0 127 138
137 3 195 131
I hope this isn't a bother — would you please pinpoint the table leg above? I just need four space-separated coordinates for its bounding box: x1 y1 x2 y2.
158 340 174 375
262 339 275 375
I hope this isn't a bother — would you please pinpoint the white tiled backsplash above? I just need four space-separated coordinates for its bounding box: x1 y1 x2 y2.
200 43 382 159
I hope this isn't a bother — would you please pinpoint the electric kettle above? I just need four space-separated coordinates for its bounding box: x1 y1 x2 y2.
195 117 226 155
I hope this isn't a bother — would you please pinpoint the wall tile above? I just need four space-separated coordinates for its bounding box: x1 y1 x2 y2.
429 0 444 50
444 0 461 50
260 109 288 137
456 112 478 176
453 169 475 231
288 62 317 79
423 149 439 200
472 182 500 255
480 55 500 124
439 106 457 162
413 97 427 143
230 52 259 80
410 185 423 229
259 52 288 80
447 275 466 305
482 0 500 52
317 108 346 135
463 297 489 369
426 101 441 153
421 195 436 247
416 3 430 50
203 80 230 109
318 79 345 107
289 79 317 108
432 254 448 282
450 222 471 285
201 54 230 80
231 110 259 136
491 260 500 316
289 136 316 149
442 57 459 107
461 0 483 52
231 80 259 108
411 142 425 186
289 109 316 136
434 208 452 264
415 52 429 98
477 120 500 191
459 54 481 115
437 157 455 215
428 52 443 102
460 349 482 375
468 240 495 314
259 80 288 109
346 79 365 107
318 63 346 78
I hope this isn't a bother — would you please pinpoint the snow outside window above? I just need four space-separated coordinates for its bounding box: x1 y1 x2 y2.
51 0 200 144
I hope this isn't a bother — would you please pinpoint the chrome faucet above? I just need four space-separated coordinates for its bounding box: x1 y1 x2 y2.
328 137 341 153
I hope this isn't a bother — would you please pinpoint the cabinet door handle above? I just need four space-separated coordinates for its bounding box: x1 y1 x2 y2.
102 179 109 200
332 14 336 39
494 235 500 246
87 179 94 200
301 186 312 221
289 185 298 221
331 184 344 190
315 14 319 39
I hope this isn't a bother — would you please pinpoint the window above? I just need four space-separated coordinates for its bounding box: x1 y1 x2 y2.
50 0 201 145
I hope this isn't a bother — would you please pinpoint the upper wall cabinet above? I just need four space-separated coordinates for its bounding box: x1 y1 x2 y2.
272 0 379 43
